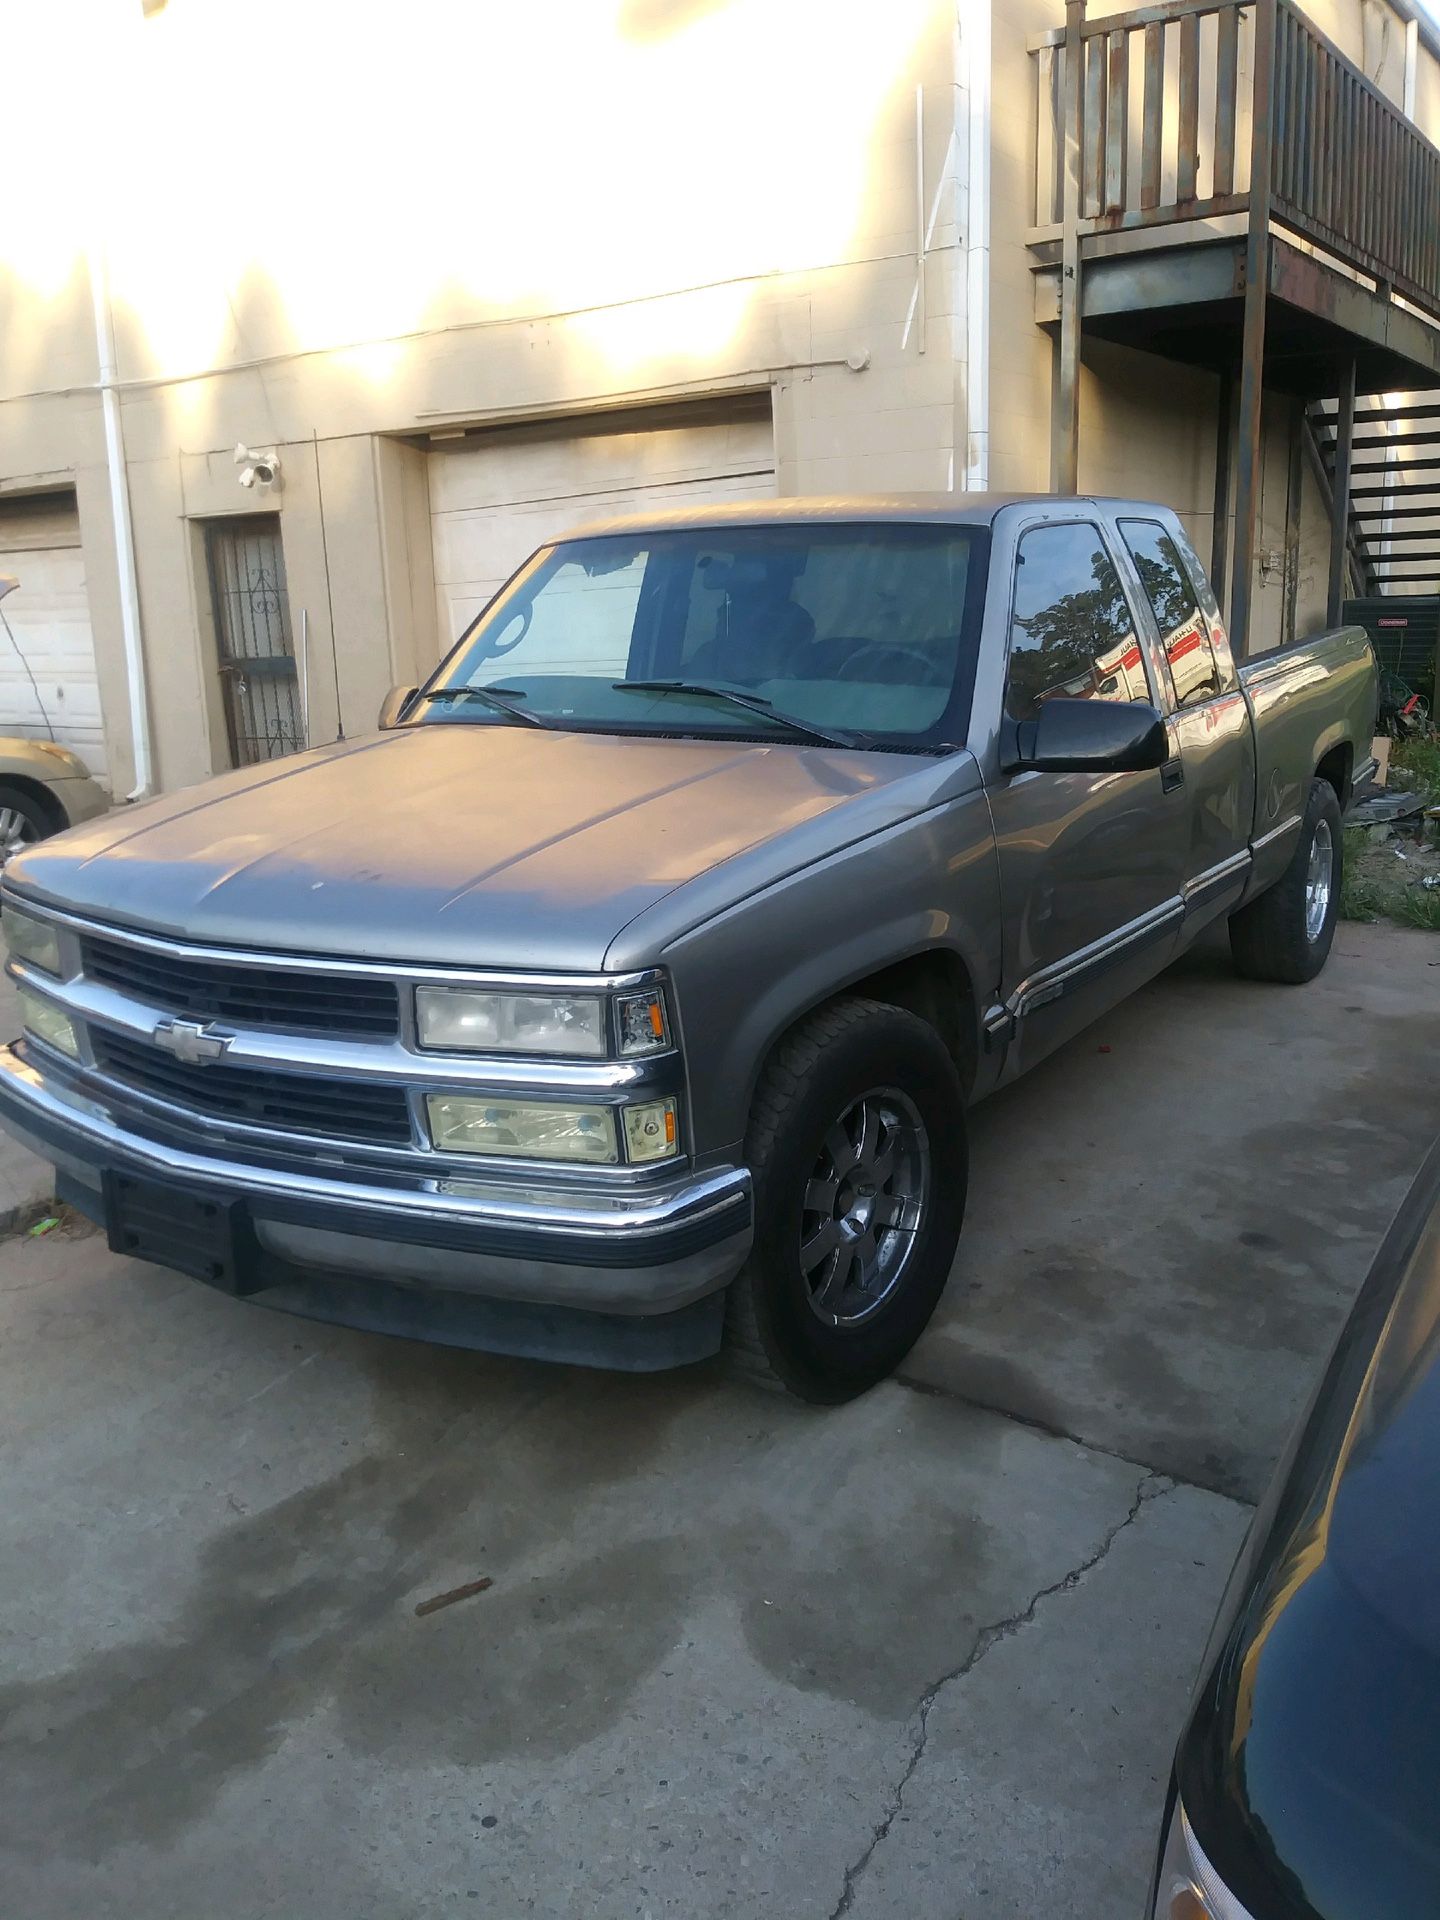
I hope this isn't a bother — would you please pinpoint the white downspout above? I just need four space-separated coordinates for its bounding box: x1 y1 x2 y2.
1403 16 1418 121
960 0 991 491
89 250 154 801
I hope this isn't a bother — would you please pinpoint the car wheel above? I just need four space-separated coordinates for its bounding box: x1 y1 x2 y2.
1229 776 1343 984
0 785 53 868
726 996 967 1403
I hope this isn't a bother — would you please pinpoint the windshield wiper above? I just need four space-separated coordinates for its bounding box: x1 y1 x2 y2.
612 679 861 749
416 683 552 729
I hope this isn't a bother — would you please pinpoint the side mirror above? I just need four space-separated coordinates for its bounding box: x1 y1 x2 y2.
1003 697 1170 774
378 684 418 730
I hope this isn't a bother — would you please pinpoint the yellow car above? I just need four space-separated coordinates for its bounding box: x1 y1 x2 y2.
0 737 109 866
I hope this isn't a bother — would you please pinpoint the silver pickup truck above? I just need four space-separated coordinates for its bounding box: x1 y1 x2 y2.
0 495 1375 1400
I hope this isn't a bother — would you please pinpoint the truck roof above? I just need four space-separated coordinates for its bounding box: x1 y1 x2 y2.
561 493 1169 541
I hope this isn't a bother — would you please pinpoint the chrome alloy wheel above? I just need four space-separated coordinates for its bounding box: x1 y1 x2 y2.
1305 816 1334 941
0 806 37 867
799 1088 930 1327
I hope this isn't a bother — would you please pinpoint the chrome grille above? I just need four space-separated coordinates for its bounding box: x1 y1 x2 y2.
81 936 400 1037
92 1030 413 1147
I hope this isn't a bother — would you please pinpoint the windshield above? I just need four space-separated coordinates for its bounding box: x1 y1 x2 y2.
413 522 986 749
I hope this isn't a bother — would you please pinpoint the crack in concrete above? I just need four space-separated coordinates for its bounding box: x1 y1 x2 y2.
897 1370 1251 1506
824 1468 1169 1920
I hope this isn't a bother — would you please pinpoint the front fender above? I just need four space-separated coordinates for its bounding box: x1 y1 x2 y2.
659 790 1003 1160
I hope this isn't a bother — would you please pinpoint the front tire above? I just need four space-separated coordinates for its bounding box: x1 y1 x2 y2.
0 784 53 867
1229 777 1342 984
726 997 967 1403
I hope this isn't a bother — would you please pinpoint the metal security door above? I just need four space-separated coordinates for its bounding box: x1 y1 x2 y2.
206 517 303 766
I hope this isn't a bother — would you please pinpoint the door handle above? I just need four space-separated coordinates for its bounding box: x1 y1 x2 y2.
1161 757 1184 793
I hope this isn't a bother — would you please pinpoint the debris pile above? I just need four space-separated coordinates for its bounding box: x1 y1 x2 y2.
1343 765 1440 930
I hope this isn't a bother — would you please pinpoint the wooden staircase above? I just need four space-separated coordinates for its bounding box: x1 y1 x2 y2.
1308 398 1440 599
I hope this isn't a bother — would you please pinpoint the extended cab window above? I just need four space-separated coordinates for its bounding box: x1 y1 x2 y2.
1119 518 1222 707
1006 523 1150 722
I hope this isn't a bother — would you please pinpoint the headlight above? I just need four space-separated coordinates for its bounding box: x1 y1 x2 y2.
416 987 606 1057
16 984 79 1059
3 904 61 977
1153 1801 1253 1920
426 1094 619 1164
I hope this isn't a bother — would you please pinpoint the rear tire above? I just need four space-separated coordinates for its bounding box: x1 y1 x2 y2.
1229 777 1342 984
726 997 967 1403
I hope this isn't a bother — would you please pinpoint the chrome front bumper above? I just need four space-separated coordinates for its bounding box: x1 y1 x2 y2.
0 1043 753 1321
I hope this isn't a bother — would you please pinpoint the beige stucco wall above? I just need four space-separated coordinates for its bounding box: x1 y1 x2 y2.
0 0 1435 793
0 0 981 796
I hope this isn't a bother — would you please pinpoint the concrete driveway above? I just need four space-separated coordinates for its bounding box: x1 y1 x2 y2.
2 922 1437 1919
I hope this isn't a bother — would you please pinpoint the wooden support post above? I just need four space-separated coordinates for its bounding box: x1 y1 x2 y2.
1051 0 1085 494
1228 0 1277 663
1327 357 1357 626
1211 370 1234 617
1139 23 1163 209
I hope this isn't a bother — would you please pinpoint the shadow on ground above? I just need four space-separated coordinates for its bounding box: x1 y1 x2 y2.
909 921 1440 1498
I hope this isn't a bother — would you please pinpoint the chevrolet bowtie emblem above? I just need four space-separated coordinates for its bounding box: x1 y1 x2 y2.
152 1019 233 1066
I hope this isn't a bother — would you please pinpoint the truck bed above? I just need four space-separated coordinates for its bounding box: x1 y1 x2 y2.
1240 623 1376 884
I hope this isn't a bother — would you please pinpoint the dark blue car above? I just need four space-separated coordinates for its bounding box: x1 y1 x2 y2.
1152 1136 1440 1920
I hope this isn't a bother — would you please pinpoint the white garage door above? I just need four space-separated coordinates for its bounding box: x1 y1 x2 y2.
428 412 775 652
0 499 107 780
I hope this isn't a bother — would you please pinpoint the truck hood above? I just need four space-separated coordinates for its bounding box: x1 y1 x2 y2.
8 725 937 971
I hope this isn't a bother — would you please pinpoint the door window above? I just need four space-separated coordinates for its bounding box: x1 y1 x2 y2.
1006 522 1151 722
206 518 303 766
1118 519 1223 707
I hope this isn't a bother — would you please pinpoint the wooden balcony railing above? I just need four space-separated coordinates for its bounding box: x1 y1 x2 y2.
1272 4 1440 319
1030 0 1440 325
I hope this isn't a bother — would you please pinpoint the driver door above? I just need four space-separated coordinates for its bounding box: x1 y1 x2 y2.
986 517 1190 1078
